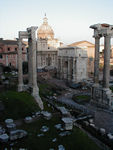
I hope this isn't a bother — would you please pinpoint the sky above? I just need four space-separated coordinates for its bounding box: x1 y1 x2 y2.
0 0 113 45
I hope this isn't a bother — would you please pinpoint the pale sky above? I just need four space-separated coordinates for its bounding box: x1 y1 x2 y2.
0 0 113 45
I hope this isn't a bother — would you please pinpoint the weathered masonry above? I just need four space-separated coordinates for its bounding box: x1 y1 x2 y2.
90 23 113 109
17 27 43 110
57 47 88 82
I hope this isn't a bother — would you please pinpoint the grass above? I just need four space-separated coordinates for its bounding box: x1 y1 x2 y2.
0 91 40 120
110 86 113 92
0 90 102 150
39 83 54 97
72 95 90 104
0 116 102 150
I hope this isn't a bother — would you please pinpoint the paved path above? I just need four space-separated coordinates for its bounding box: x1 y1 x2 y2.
56 88 113 133
57 89 94 115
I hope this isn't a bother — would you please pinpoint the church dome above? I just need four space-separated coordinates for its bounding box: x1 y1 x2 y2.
38 15 54 39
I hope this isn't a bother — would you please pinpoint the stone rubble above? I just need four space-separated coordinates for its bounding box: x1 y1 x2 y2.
62 117 73 130
59 131 71 137
24 116 33 123
58 145 65 150
10 129 27 141
0 133 9 142
5 119 14 125
37 133 44 137
52 138 57 142
41 111 52 120
40 126 49 132
57 106 71 117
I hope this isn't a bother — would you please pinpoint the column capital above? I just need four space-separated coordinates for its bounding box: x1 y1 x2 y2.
104 34 111 38
93 35 101 39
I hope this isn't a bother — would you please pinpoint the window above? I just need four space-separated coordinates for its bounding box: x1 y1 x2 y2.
22 48 23 51
0 54 3 59
15 48 17 51
8 47 10 51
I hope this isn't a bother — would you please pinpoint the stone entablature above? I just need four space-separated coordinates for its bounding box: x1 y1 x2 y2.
58 47 87 58
57 47 88 83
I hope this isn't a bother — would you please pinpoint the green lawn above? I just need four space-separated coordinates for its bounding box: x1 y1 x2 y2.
0 90 102 150
72 95 90 104
0 91 40 120
8 117 101 150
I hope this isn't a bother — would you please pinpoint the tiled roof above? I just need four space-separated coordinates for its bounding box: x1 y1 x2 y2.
68 40 94 47
0 39 26 46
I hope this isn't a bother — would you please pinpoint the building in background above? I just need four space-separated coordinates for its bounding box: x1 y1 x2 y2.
0 38 27 68
57 46 88 82
37 15 63 69
68 41 95 75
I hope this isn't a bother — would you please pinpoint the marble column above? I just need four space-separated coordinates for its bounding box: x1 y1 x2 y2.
28 37 33 88
72 58 76 82
68 57 71 81
94 36 100 84
17 38 24 91
30 27 44 110
103 35 111 88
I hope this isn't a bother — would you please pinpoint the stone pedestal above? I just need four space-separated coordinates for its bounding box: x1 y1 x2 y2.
91 85 112 109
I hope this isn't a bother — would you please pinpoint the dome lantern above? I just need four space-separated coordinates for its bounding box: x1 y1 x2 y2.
38 15 54 39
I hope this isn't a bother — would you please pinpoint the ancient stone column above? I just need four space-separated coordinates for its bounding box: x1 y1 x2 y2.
28 37 33 88
68 57 71 81
17 38 24 91
72 57 76 82
94 36 100 84
30 27 44 110
103 35 111 88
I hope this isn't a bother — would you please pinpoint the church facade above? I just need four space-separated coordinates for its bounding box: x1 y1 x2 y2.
36 15 62 70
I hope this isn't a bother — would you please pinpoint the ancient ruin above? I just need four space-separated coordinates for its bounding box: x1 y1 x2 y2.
90 23 113 109
57 47 88 82
17 26 44 110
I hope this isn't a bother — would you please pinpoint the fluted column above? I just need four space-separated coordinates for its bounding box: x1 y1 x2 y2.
103 35 111 88
17 38 24 91
94 36 100 84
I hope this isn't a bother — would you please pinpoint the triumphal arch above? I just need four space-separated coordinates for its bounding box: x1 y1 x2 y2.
90 23 113 109
17 26 43 110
